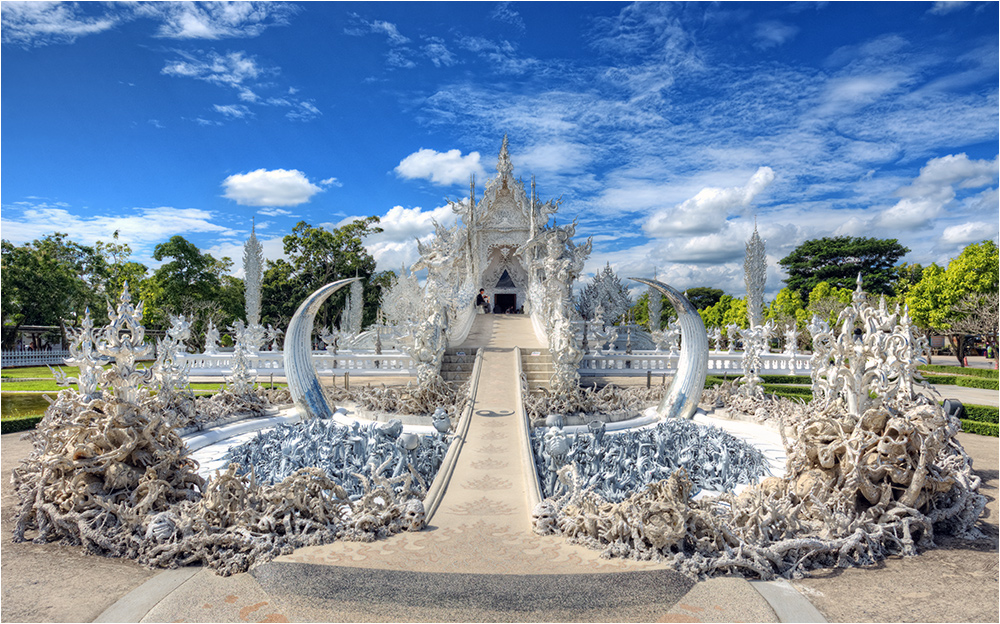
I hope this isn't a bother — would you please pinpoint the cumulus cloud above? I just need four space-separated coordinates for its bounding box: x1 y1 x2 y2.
222 169 323 207
213 103 252 118
876 153 998 230
423 40 457 67
394 148 487 186
940 221 996 245
343 14 409 45
643 167 776 237
346 204 457 271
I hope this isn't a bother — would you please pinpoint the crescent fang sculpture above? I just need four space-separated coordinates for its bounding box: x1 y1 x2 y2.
284 278 359 420
629 278 709 420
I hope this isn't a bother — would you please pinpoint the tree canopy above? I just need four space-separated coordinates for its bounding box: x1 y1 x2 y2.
778 236 909 298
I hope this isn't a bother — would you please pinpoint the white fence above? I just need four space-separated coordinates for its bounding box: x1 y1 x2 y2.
182 350 416 377
579 350 812 376
2 349 71 368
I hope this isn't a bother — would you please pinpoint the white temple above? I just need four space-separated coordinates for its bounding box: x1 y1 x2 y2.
427 135 565 314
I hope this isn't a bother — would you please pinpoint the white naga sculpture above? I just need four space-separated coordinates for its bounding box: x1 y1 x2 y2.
203 319 220 355
51 308 107 399
783 323 800 375
265 324 283 351
151 314 194 414
242 222 266 353
226 320 257 396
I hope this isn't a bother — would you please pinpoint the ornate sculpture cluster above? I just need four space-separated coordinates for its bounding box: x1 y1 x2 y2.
532 419 769 502
13 285 431 577
535 277 984 580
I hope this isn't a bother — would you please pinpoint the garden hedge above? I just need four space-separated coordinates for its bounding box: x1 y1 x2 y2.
963 404 999 424
956 377 999 391
960 419 999 437
1 416 43 435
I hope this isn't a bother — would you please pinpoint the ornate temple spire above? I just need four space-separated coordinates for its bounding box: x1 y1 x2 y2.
744 220 766 329
497 133 513 176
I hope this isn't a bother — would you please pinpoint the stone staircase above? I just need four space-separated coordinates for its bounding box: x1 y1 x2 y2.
440 347 477 386
520 348 554 391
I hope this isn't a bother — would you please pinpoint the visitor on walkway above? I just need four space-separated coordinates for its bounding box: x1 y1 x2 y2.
476 289 490 314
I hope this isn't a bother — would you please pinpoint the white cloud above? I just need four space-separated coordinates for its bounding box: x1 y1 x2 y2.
489 2 526 31
394 148 487 186
940 221 995 245
346 204 457 271
257 207 294 217
0 204 231 258
162 50 265 88
929 2 970 15
876 153 998 230
222 169 323 207
319 178 343 188
343 14 409 45
423 40 457 68
643 167 776 237
1 1 118 46
135 1 296 40
753 21 799 50
213 104 252 118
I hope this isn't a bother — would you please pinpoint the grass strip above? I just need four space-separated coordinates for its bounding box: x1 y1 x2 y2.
919 365 998 379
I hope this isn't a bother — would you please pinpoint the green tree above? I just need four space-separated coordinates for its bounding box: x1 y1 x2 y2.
142 235 233 329
1 234 106 347
684 287 725 311
268 218 383 331
766 287 808 329
778 236 909 298
907 241 999 365
806 281 853 325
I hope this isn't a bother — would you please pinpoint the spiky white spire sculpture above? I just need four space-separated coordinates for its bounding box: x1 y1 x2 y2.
243 220 265 352
744 222 766 329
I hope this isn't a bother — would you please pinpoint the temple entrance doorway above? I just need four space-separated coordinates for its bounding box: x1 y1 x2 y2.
494 293 516 313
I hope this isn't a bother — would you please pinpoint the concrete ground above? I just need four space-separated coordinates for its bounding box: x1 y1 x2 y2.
2 316 997 622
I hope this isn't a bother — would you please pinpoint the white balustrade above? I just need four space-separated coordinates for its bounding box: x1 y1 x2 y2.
578 350 812 376
180 350 416 377
2 349 72 368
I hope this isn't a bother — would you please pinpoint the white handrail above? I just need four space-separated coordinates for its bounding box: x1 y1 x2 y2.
578 350 812 376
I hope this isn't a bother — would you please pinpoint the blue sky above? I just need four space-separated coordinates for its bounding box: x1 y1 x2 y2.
2 1 998 298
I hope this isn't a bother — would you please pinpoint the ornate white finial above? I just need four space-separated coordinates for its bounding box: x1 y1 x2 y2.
497 134 513 176
243 220 265 352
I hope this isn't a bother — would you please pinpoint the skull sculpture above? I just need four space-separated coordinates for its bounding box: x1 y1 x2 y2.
531 500 559 535
402 499 426 531
145 511 178 542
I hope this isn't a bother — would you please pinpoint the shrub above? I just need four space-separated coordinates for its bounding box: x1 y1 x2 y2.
760 375 810 385
919 365 998 380
763 384 811 396
1 416 43 435
921 375 958 385
963 404 999 424
960 419 999 437
957 377 999 391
